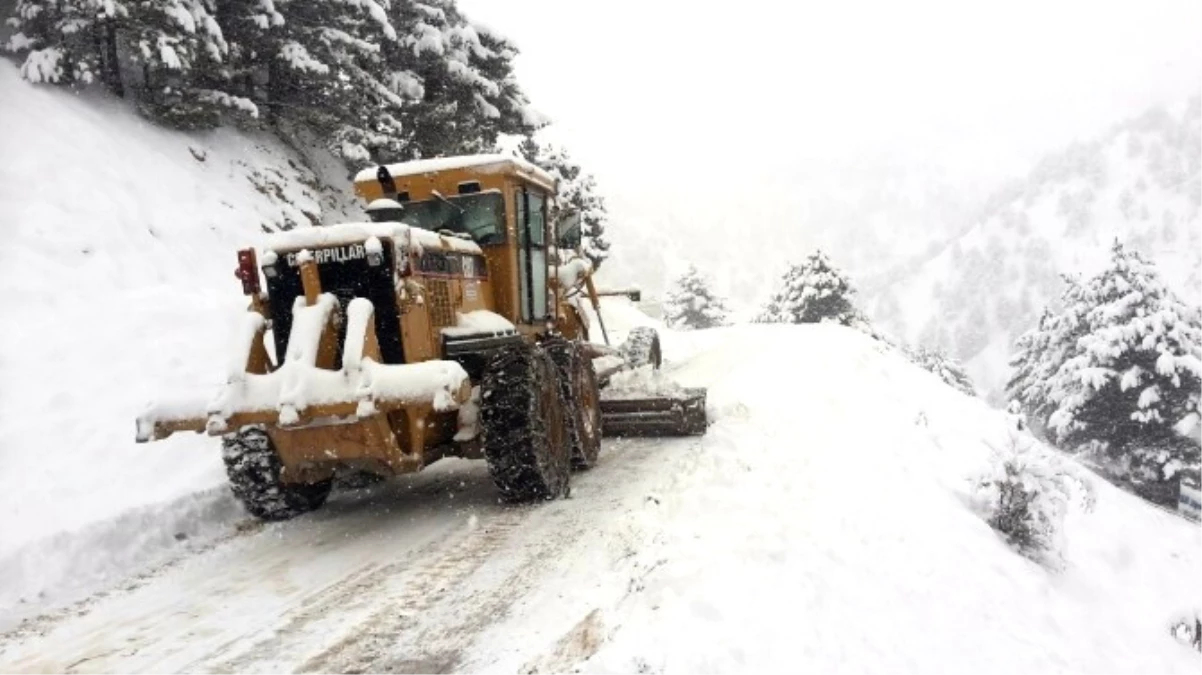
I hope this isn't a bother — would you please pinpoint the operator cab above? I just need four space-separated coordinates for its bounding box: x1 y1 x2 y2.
353 155 558 326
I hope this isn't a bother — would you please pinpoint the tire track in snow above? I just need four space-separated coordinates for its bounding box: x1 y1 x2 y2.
0 435 692 674
224 436 687 673
293 438 673 673
0 519 261 646
292 507 533 673
0 463 480 653
0 465 500 673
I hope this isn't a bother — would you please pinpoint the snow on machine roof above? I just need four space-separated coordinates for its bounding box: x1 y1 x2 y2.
259 221 483 256
352 154 556 191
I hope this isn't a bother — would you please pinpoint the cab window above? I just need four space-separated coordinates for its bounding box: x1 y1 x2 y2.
516 187 549 322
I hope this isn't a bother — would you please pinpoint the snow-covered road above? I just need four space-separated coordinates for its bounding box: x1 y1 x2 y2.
1 324 1199 674
0 434 695 673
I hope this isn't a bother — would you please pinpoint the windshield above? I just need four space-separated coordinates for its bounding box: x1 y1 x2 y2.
395 191 505 245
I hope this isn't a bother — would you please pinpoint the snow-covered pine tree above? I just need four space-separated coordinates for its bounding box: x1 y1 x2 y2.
1009 241 1202 482
5 0 254 129
664 265 731 330
128 0 259 130
2 0 542 167
755 250 865 327
517 138 611 269
1005 282 1092 435
385 0 543 161
906 346 977 397
246 0 407 166
4 0 118 88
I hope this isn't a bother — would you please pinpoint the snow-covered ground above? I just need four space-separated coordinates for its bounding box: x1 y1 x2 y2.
1 314 1198 673
0 60 359 613
2 59 1200 674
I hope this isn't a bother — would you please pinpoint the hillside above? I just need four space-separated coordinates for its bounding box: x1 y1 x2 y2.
0 60 359 578
594 158 983 322
861 97 1202 402
1 69 1199 666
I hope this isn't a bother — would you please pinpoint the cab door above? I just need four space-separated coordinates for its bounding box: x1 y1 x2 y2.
515 186 549 324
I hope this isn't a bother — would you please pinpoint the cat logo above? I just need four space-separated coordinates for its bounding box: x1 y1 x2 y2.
285 244 367 267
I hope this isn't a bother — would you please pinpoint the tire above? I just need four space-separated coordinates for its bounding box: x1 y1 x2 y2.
333 469 386 490
479 343 571 501
544 337 603 470
221 426 332 521
620 326 662 370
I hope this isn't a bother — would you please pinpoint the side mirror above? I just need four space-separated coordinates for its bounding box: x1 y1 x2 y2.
557 212 582 249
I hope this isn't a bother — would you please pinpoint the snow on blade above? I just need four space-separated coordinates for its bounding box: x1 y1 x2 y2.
358 360 470 413
601 365 686 400
208 296 469 427
135 393 210 441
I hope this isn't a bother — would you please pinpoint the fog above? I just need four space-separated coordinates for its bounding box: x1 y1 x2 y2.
459 0 1200 300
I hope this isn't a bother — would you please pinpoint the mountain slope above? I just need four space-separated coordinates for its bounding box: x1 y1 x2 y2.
594 158 983 322
0 61 359 573
863 97 1202 402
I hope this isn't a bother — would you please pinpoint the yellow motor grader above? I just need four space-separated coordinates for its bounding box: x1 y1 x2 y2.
135 154 707 520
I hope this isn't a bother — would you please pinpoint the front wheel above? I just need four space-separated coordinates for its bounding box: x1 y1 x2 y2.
221 427 332 521
479 343 571 501
620 326 662 370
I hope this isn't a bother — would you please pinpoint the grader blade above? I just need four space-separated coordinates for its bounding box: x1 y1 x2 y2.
599 387 708 438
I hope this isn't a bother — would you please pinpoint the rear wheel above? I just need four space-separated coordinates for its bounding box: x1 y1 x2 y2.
621 326 662 370
544 337 603 470
221 426 332 521
480 343 571 501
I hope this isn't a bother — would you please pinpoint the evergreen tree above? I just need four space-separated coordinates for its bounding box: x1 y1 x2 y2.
5 0 253 128
385 1 543 160
907 346 977 397
664 265 730 330
1005 289 1090 435
518 138 611 269
755 250 864 327
246 0 407 165
1007 241 1202 481
128 0 257 129
5 0 120 88
3 0 541 166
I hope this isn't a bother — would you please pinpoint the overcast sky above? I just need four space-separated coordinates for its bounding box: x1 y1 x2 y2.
457 0 1200 295
461 0 1199 191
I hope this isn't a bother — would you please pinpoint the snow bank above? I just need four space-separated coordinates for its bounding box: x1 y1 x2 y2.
0 60 359 618
472 322 1202 673
0 489 244 629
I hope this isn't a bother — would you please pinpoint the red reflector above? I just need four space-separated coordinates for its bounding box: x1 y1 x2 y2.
235 248 261 295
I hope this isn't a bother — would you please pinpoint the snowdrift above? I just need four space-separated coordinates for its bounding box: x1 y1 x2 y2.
474 323 1202 673
0 61 358 614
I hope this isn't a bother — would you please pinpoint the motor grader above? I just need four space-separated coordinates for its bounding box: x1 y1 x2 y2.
135 154 707 521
